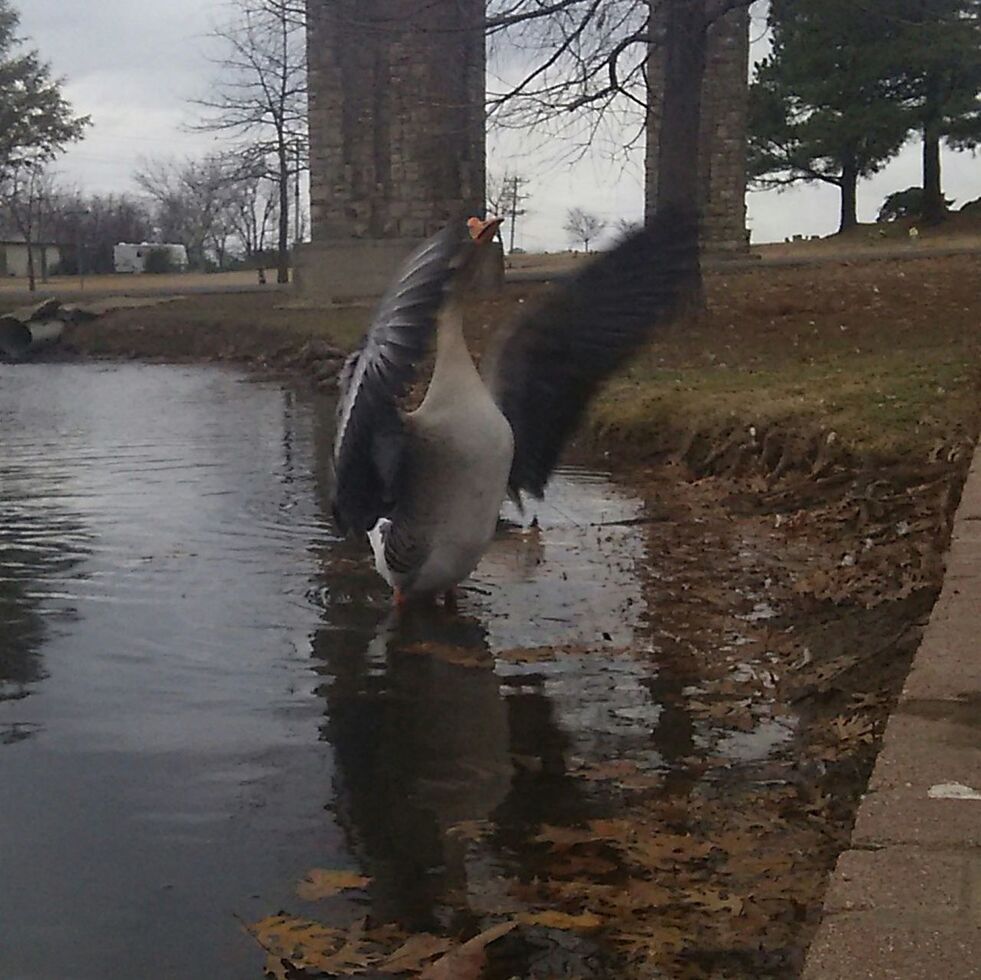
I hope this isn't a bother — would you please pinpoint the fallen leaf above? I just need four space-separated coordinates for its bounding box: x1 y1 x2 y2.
247 914 363 978
401 642 489 669
547 852 620 877
419 922 516 980
829 714 875 744
587 818 635 839
628 834 716 868
685 887 745 915
377 933 454 974
621 879 675 910
517 910 605 931
445 820 490 842
296 868 372 901
572 759 662 790
495 645 567 663
615 922 687 957
534 824 601 850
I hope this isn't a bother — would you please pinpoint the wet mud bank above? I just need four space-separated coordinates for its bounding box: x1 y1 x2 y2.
54 292 357 389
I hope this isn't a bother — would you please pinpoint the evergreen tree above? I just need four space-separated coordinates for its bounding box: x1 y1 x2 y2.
887 0 981 222
0 0 89 176
748 0 909 232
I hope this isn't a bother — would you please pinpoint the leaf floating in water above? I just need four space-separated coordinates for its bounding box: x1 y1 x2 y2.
295 868 372 901
246 914 352 977
377 933 454 974
400 641 490 669
419 921 516 980
444 819 491 842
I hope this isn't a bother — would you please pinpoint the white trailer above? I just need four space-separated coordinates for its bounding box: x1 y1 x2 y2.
113 243 189 274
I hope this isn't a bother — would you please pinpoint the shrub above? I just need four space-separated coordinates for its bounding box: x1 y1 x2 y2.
144 247 176 274
878 187 954 223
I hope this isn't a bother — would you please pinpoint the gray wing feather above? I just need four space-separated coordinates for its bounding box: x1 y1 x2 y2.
490 206 699 500
381 446 430 584
331 223 466 534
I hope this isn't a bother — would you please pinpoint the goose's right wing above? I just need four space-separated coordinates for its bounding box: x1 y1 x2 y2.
331 223 466 534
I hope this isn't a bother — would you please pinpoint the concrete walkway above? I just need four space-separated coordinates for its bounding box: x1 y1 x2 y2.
802 450 981 979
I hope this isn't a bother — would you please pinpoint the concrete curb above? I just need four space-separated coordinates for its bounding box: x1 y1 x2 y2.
801 449 981 978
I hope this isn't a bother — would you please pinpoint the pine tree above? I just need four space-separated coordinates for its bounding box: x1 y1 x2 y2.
887 0 981 223
748 0 909 232
0 0 89 176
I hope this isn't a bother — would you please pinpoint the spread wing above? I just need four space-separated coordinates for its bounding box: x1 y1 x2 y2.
490 206 699 500
331 223 466 534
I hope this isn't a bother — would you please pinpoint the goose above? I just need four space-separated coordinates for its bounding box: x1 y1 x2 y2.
330 206 698 607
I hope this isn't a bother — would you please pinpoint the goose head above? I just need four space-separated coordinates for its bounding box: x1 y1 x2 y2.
467 216 504 244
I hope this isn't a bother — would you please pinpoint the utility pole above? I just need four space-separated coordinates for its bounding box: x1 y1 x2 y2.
507 175 528 253
67 207 90 291
294 142 301 245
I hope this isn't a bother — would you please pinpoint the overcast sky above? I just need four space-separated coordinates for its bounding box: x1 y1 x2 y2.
20 0 981 250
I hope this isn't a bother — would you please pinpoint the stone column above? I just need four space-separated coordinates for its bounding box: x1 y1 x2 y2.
299 0 486 301
645 3 750 254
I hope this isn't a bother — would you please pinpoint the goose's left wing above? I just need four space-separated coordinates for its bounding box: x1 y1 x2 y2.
489 206 699 500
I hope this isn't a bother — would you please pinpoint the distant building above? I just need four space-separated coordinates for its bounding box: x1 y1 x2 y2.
113 243 189 274
0 238 65 278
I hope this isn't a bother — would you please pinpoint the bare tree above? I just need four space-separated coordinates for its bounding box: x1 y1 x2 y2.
487 171 532 252
485 0 755 127
193 0 307 284
487 0 755 291
0 157 58 291
135 154 240 269
614 216 642 239
563 206 607 251
43 190 154 275
227 165 279 281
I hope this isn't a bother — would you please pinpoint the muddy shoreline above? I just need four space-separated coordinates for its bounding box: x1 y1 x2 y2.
15 296 972 976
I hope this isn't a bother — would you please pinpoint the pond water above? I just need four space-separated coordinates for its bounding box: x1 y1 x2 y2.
0 363 680 979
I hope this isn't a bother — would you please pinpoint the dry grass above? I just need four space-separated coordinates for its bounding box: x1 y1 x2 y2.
587 252 981 470
0 269 269 298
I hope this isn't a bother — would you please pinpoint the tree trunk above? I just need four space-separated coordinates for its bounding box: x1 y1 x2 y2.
838 162 858 233
26 241 36 293
277 146 290 284
921 124 944 225
651 0 707 306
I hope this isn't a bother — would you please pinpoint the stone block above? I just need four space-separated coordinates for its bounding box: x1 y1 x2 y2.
851 711 981 849
294 238 422 304
822 846 974 917
802 912 981 980
902 593 981 701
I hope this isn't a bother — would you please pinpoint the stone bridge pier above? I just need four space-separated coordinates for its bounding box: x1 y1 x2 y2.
298 0 486 303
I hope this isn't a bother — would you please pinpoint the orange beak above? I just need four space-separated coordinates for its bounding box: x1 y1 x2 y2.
467 216 504 244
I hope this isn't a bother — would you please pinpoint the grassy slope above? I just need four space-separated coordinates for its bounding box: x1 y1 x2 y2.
588 253 980 471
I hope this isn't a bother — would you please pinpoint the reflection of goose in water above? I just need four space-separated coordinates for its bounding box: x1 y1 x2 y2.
330 209 697 606
311 605 590 931
313 609 512 929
